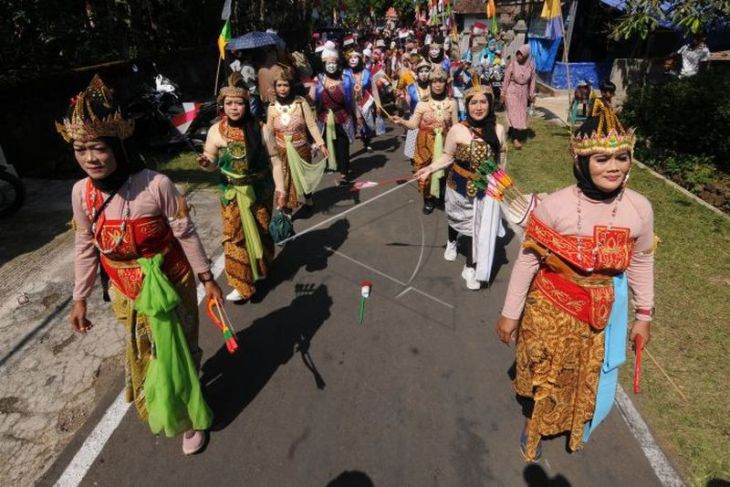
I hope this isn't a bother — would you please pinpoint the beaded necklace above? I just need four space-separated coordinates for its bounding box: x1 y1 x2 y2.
90 177 132 255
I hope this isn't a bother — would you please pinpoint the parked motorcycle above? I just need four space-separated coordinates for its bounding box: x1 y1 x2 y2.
124 64 215 151
0 145 25 218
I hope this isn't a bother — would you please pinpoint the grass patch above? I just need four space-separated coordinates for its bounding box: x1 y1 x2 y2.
506 116 730 486
143 149 218 194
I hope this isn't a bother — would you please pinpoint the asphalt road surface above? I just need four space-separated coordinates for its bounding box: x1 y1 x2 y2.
42 130 663 487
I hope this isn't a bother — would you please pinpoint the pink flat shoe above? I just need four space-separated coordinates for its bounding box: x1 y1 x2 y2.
182 430 206 455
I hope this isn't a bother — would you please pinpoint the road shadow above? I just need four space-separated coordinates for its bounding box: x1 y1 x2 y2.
524 464 571 486
249 219 350 304
327 470 375 487
201 283 332 431
489 224 516 285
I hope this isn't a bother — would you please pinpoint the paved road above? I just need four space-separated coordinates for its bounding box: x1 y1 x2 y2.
42 130 663 487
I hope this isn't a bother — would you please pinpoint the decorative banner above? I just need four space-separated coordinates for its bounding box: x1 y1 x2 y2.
218 20 231 60
540 0 564 39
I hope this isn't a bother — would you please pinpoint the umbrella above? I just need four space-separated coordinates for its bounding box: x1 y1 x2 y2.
226 31 277 51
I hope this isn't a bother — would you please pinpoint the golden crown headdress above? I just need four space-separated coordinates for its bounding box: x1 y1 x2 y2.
56 75 134 143
464 73 493 100
571 98 636 156
218 72 249 104
429 65 448 81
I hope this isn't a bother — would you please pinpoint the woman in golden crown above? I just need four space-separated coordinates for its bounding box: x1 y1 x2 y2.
414 82 507 290
198 73 277 302
495 105 655 462
391 65 458 214
265 67 329 213
60 75 222 454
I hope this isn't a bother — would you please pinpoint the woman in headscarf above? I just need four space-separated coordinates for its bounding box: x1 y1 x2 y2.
62 75 222 455
495 106 655 462
198 73 277 302
502 44 536 149
265 67 329 213
414 82 507 290
391 65 459 214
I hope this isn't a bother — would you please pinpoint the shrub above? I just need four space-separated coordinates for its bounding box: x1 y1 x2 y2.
622 71 730 173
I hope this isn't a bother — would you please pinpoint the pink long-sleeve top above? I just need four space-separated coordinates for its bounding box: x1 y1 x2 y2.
501 185 655 320
72 169 211 301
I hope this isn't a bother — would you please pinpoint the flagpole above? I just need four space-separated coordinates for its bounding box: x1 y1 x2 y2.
214 56 222 97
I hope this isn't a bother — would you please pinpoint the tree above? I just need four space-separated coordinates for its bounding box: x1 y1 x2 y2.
611 0 730 40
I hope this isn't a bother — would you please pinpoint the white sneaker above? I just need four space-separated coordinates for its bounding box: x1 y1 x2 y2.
226 289 245 302
444 240 457 261
461 266 480 290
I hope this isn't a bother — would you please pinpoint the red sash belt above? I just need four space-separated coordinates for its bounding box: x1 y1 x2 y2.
534 269 614 330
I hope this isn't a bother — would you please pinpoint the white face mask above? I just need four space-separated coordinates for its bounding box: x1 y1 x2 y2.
417 69 430 83
325 62 338 74
429 48 440 59
348 56 359 68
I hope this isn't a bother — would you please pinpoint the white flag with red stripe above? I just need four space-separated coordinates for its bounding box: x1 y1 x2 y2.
172 102 201 135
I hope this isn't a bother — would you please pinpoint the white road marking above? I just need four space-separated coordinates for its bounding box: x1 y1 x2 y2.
324 246 454 309
615 387 685 487
277 179 415 246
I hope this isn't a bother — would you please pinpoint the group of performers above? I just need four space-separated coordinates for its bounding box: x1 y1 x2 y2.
60 17 653 466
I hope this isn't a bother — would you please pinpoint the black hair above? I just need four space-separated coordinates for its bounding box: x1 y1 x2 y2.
599 80 616 93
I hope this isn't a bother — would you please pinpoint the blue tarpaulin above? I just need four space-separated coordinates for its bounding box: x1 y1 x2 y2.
529 37 563 73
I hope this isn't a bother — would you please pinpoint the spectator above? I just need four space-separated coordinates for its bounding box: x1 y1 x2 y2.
677 32 710 78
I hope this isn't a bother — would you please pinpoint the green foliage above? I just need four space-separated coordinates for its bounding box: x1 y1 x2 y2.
622 71 730 173
1 0 220 85
610 0 730 40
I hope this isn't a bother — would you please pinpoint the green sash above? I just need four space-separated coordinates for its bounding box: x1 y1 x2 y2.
429 128 445 198
135 254 213 437
224 184 264 281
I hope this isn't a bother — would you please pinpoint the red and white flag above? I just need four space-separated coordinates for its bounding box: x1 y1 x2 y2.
172 102 201 134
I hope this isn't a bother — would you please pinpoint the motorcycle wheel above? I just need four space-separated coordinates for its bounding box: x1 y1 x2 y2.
0 170 25 218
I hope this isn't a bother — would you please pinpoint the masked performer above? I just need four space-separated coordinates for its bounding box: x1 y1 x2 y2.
63 75 222 454
391 66 458 214
401 58 433 161
314 42 356 185
414 83 507 290
495 106 654 462
199 74 276 302
344 49 381 151
427 40 451 74
265 68 329 213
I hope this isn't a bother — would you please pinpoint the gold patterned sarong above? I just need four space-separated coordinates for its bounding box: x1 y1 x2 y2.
414 129 436 195
276 141 313 210
221 197 274 299
110 274 201 421
514 285 606 461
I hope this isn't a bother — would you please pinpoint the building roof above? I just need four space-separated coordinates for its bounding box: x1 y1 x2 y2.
453 0 529 15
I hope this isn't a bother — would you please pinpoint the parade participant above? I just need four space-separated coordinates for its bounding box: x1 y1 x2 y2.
401 58 432 161
257 46 285 106
495 105 654 462
391 66 458 214
199 73 276 302
427 40 451 73
414 82 507 289
344 49 381 151
62 75 221 454
478 38 499 66
452 55 474 120
314 42 355 185
265 68 329 212
502 44 536 149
